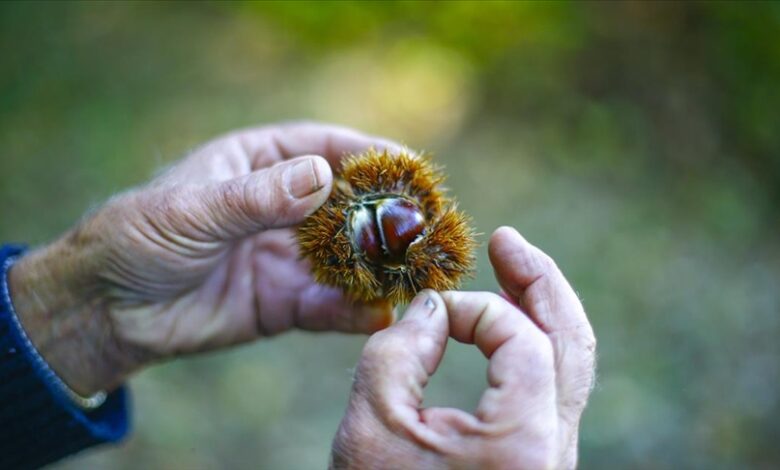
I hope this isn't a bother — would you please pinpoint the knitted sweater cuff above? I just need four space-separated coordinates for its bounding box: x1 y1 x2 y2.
0 244 130 469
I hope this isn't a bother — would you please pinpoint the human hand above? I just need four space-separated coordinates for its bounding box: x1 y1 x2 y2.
8 122 402 396
331 227 596 469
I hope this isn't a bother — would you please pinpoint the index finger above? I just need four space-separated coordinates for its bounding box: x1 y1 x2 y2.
231 121 408 170
439 291 557 430
488 226 596 423
489 226 591 338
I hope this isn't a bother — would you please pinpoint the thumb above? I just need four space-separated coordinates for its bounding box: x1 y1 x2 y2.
353 290 448 434
188 155 332 240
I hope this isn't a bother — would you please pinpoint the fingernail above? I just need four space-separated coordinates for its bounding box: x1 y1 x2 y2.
404 291 436 320
286 158 323 199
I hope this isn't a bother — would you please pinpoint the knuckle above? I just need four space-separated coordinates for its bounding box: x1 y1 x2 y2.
566 324 597 360
478 293 512 324
219 178 247 214
218 178 257 228
536 250 558 274
384 407 408 433
484 293 506 312
581 329 597 355
358 332 387 368
253 168 290 224
361 330 406 364
143 187 175 218
142 186 189 229
280 119 320 131
222 171 287 229
355 330 414 396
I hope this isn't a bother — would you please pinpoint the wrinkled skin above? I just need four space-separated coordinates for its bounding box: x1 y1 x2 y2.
8 122 596 469
9 122 401 395
331 227 596 470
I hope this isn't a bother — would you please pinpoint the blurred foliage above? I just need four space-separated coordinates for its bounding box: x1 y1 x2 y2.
1 1 779 469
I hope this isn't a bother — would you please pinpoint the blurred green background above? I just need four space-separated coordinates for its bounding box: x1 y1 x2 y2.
2 1 779 468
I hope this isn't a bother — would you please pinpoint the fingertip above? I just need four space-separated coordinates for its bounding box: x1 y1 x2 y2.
355 299 396 333
401 289 444 323
392 290 449 375
426 290 445 313
307 154 333 189
488 226 539 297
285 154 332 197
489 226 525 254
493 225 519 238
277 156 333 224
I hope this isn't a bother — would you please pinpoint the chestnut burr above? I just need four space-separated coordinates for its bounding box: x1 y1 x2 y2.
297 149 476 305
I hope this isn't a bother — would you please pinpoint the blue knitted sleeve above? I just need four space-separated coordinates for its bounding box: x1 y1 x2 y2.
0 244 130 469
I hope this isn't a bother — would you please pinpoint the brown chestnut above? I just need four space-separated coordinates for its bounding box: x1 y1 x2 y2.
349 196 425 266
349 205 383 263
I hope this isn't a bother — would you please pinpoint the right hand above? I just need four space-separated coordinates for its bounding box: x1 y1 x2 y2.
330 227 597 469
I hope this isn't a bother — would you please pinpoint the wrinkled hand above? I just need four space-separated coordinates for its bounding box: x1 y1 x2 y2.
9 122 402 395
331 227 596 470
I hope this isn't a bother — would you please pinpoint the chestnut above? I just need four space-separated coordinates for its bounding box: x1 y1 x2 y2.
349 196 426 266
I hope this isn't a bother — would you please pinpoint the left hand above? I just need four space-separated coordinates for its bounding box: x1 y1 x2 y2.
8 122 403 396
